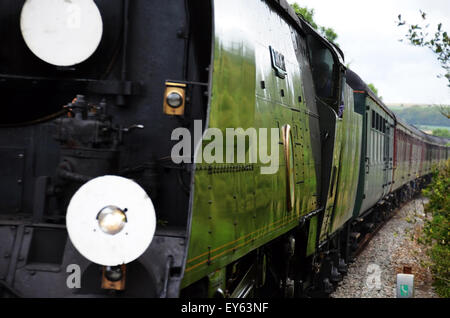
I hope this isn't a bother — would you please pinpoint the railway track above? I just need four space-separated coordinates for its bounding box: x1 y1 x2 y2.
353 199 411 258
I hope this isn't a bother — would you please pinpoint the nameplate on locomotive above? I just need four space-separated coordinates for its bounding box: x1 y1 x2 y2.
270 46 287 79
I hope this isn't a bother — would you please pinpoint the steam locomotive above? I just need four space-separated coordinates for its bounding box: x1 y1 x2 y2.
0 0 448 298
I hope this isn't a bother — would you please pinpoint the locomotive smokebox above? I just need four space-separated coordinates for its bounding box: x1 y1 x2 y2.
0 0 126 125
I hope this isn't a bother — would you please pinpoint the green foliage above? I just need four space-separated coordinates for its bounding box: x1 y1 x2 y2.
433 128 450 138
367 83 383 100
367 84 378 96
321 26 338 45
391 105 450 128
291 4 317 29
291 3 338 45
421 160 450 297
398 12 450 87
437 105 450 119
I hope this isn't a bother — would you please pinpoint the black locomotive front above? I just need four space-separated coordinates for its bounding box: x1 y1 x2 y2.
0 0 212 297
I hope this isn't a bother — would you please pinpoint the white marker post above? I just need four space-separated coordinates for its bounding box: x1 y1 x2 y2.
396 267 414 298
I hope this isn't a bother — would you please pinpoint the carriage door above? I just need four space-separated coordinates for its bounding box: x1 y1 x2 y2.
383 117 390 196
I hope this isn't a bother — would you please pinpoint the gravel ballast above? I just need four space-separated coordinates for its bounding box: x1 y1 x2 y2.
331 197 438 298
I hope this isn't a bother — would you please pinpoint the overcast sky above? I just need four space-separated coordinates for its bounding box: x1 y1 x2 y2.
287 0 450 105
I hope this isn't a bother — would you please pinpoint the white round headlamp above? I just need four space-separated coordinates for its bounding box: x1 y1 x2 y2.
66 176 156 266
20 0 103 66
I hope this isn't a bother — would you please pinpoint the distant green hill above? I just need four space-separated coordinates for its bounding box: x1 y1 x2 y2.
388 105 450 129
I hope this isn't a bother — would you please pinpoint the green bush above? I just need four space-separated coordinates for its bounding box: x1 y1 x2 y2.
422 160 450 298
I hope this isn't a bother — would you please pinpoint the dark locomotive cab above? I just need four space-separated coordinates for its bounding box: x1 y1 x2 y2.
299 20 346 221
0 0 213 298
306 34 344 113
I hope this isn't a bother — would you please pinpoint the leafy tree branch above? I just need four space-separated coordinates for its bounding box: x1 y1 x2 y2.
398 11 450 88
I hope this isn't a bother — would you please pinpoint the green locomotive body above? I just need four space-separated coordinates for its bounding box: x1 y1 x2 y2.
183 0 321 289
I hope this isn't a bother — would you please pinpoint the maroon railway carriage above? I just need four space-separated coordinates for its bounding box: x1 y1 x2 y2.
392 118 447 199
